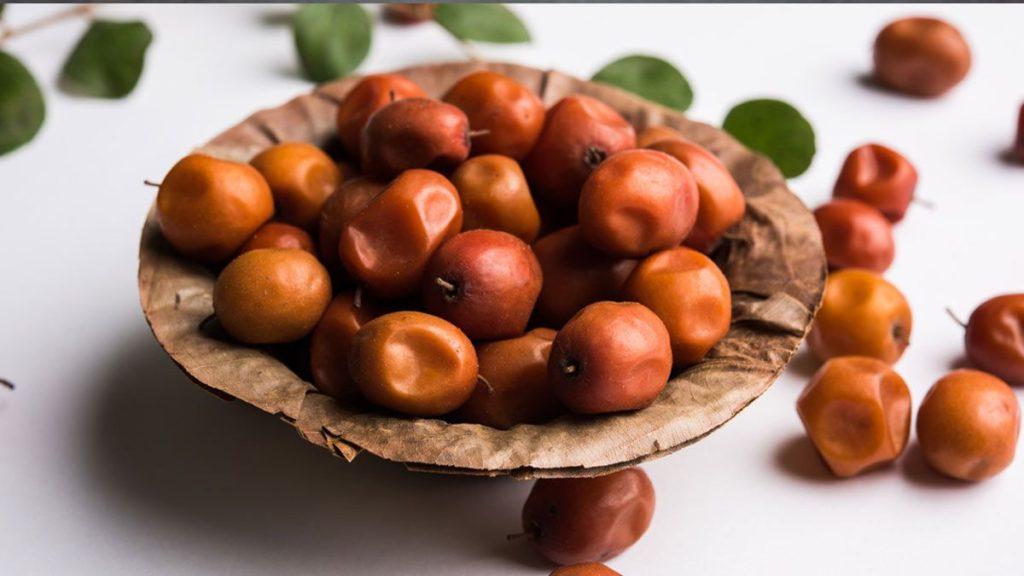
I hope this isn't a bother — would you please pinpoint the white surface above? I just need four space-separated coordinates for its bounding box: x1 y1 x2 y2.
1 4 1023 575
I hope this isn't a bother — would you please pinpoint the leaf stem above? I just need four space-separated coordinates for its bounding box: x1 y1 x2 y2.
0 4 95 45
457 38 483 63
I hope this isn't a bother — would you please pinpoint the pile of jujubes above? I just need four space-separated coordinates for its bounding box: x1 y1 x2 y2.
155 70 743 425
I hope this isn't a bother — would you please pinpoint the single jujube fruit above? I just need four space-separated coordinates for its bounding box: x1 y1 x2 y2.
361 98 470 179
532 226 637 328
422 229 542 341
443 71 545 161
250 141 342 230
521 468 655 566
524 95 636 216
156 154 274 264
578 149 698 258
873 16 971 98
309 291 378 402
348 311 478 417
549 301 672 415
335 73 427 156
239 221 315 255
797 356 911 478
917 369 1020 481
833 143 918 223
814 198 895 273
450 154 541 243
213 249 332 345
338 169 463 299
455 328 563 429
961 294 1024 385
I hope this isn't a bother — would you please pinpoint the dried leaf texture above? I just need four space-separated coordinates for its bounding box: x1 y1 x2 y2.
139 62 826 478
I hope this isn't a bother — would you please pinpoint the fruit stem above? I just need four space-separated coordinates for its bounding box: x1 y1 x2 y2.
561 360 579 377
0 378 14 391
945 307 967 329
505 531 529 542
0 4 94 45
468 129 491 139
456 38 483 62
477 374 494 394
912 197 935 210
143 180 162 188
435 277 459 302
584 146 607 168
353 286 363 309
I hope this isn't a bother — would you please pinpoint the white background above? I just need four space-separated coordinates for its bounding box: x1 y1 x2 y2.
2 4 1023 575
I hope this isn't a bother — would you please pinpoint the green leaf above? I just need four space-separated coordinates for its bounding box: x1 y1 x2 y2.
723 99 816 178
592 54 693 112
0 5 6 19
59 20 153 98
293 4 372 83
0 51 45 156
434 4 530 44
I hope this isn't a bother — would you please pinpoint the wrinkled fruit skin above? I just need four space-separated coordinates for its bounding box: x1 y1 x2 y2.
451 154 541 243
348 311 478 417
455 328 562 429
833 143 918 223
549 301 672 415
335 74 427 156
250 142 342 230
422 229 542 341
797 356 911 477
636 125 684 148
339 169 463 299
382 3 435 24
814 198 895 273
965 294 1024 384
917 369 1020 481
808 268 912 364
443 71 545 161
550 564 621 576
318 177 386 279
239 222 315 255
213 249 332 345
156 154 274 264
647 139 746 253
532 226 637 328
578 149 698 258
361 98 470 179
309 291 378 402
524 95 637 216
522 468 655 566
873 17 971 98
622 247 731 367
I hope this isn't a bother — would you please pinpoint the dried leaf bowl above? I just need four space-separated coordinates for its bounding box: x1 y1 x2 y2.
138 61 826 479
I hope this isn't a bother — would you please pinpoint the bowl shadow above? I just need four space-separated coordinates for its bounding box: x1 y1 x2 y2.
79 327 548 573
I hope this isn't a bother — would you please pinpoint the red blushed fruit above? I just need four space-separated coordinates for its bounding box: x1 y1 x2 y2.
524 95 636 217
335 74 427 156
522 468 656 566
964 294 1024 385
422 229 542 341
814 198 895 273
309 291 378 402
239 222 315 255
549 301 672 415
360 98 470 179
833 143 918 223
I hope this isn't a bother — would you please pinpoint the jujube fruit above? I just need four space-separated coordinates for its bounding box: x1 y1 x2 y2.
348 311 478 417
443 70 545 160
524 95 636 215
382 3 435 24
797 356 911 477
361 98 470 179
549 301 672 415
833 143 918 223
422 229 542 341
250 141 342 230
808 269 912 364
521 468 655 566
450 154 541 242
917 369 1020 481
551 564 621 576
239 222 315 255
647 139 745 253
813 198 895 273
213 249 332 344
156 154 274 264
532 226 637 328
338 169 463 299
622 247 731 367
335 74 427 156
578 149 698 258
318 176 386 278
873 17 971 98
636 124 684 148
309 291 378 402
455 328 562 429
963 294 1024 385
